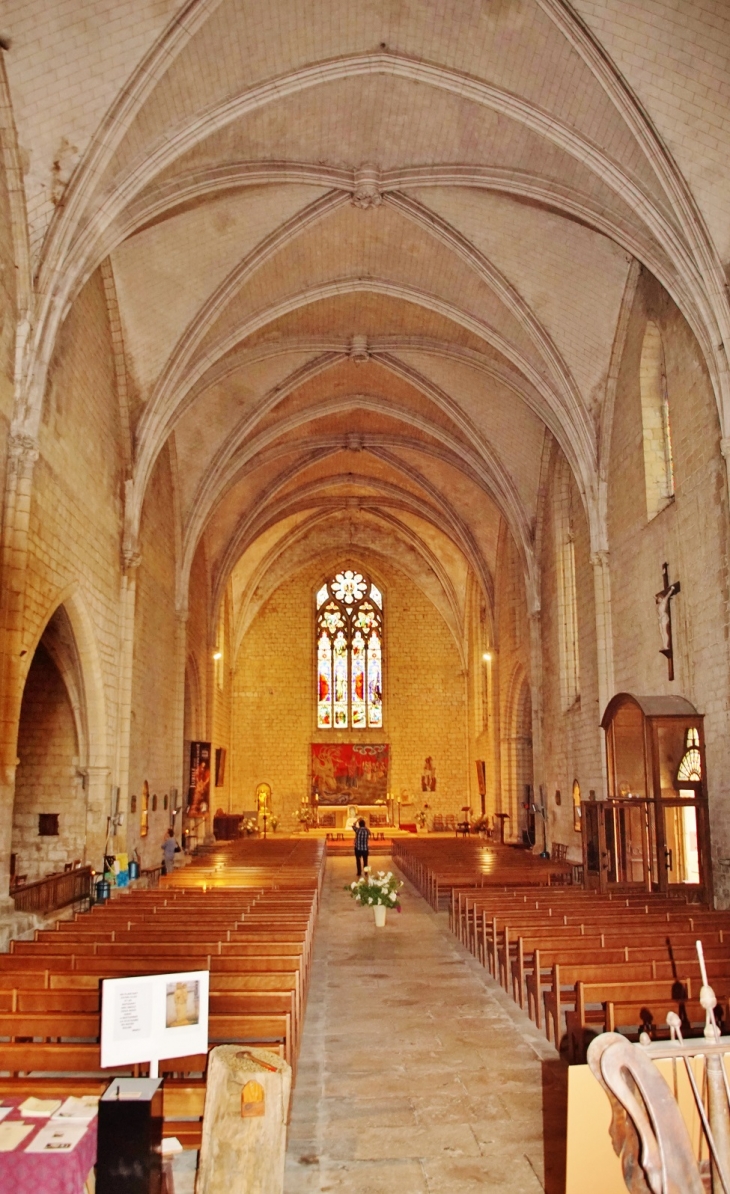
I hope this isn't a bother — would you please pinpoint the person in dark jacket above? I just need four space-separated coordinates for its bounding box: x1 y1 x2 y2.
353 819 370 877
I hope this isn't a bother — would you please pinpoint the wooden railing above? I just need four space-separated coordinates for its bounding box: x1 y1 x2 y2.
11 866 94 916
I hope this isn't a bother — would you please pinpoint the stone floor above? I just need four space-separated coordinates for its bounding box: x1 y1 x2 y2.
284 857 567 1194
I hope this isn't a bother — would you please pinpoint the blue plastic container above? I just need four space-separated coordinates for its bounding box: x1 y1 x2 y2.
95 878 111 902
128 860 140 880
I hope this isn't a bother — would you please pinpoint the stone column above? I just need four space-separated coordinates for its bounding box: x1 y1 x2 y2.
590 549 614 796
84 764 112 874
0 434 39 901
172 607 188 837
528 608 546 849
112 551 140 854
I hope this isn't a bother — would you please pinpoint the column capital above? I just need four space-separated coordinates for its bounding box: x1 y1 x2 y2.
7 432 39 466
122 548 142 573
590 549 610 568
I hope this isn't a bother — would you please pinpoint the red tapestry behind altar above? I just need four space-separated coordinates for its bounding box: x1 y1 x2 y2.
311 744 389 805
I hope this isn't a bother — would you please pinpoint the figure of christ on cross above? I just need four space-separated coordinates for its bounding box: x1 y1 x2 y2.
655 562 681 681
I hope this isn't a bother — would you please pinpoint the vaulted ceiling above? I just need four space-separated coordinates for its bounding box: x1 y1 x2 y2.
5 0 730 641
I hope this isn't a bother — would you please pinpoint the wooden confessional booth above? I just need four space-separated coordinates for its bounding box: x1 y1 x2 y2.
581 693 711 898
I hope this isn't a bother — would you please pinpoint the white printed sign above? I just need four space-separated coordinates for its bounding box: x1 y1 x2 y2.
101 970 209 1069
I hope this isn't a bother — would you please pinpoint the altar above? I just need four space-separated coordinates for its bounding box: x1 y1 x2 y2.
315 803 390 830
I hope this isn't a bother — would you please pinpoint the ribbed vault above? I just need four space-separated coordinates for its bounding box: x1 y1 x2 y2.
5 0 730 647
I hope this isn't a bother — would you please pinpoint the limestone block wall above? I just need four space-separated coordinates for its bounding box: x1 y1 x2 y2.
230 560 468 829
127 445 178 868
25 267 124 758
607 274 730 899
539 446 602 856
12 643 84 882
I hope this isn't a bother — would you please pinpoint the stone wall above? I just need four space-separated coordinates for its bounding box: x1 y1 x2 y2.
230 559 468 829
12 643 83 882
606 273 730 899
26 267 124 756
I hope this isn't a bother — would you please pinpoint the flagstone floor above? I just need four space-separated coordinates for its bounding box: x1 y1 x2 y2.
284 856 566 1194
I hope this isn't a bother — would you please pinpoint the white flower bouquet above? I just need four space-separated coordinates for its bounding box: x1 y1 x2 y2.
345 869 403 911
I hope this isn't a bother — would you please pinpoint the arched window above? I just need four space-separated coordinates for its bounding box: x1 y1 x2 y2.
640 322 675 520
316 569 383 729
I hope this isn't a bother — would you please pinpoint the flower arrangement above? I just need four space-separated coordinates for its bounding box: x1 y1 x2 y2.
243 818 259 836
345 869 403 911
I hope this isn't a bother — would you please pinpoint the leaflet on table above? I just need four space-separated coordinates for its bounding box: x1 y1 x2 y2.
25 1121 87 1153
18 1097 62 1117
53 1096 98 1122
0 1121 33 1152
100 969 209 1068
0 1106 12 1122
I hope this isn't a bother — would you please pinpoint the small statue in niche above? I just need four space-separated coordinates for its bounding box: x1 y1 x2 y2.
421 757 436 792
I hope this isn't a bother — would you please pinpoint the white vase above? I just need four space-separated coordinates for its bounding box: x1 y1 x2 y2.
373 904 387 927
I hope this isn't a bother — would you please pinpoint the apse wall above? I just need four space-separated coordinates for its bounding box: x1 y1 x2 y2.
606 273 730 899
230 560 469 828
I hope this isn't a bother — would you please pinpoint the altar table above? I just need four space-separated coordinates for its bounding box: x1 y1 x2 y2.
0 1098 96 1194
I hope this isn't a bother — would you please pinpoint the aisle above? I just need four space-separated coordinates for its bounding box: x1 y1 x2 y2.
284 856 566 1194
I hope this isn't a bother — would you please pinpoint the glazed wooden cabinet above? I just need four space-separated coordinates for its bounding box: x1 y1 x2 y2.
582 694 711 898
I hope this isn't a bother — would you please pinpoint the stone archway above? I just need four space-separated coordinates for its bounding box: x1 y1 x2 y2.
10 593 109 886
12 606 85 884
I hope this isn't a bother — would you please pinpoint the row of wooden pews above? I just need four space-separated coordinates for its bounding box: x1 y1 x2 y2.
392 838 572 910
394 838 730 1060
0 836 325 1150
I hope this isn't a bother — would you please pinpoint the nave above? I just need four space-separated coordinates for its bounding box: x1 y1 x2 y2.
285 856 565 1194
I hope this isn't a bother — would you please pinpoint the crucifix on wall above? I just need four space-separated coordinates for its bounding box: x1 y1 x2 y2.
655 562 681 681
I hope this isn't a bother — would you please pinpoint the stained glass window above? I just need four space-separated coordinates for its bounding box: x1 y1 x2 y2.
316 570 383 729
677 727 702 784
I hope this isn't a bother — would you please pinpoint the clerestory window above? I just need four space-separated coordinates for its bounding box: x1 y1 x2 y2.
640 322 675 520
316 569 383 729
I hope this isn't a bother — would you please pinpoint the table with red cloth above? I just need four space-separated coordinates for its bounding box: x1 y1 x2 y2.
0 1098 96 1194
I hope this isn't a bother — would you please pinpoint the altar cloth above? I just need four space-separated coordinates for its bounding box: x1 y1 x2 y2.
0 1097 96 1194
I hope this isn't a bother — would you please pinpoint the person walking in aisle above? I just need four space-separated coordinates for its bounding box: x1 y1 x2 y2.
162 828 177 875
353 818 370 877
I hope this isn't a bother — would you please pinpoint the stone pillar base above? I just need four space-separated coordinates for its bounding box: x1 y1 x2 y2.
197 1045 292 1194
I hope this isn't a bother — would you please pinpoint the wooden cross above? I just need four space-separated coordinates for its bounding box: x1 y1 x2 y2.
655 562 681 681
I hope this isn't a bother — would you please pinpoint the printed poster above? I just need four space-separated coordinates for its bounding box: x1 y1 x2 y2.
188 741 211 817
